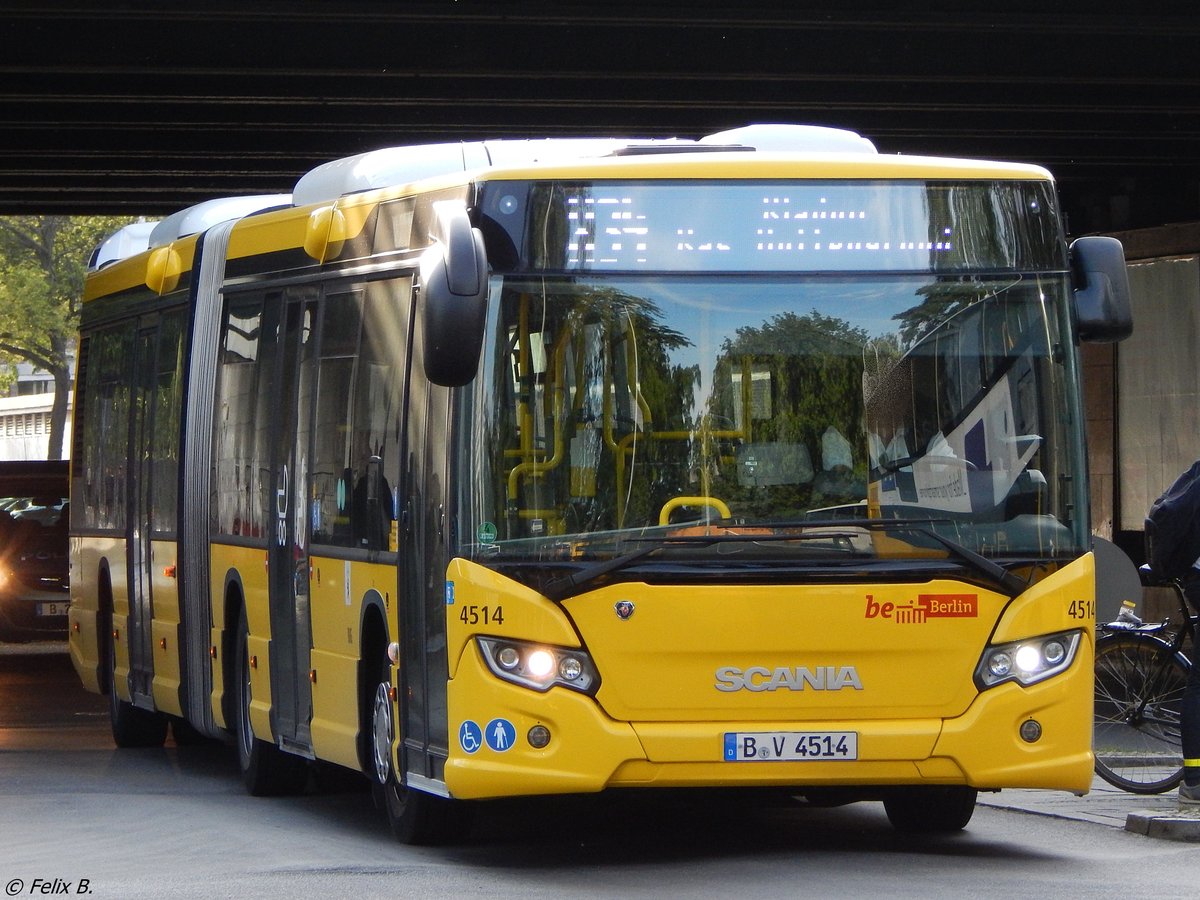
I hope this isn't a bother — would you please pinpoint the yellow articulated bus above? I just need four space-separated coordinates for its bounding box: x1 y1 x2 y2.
69 124 1132 843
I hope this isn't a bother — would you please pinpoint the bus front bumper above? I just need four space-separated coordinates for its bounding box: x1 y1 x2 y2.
442 647 1094 800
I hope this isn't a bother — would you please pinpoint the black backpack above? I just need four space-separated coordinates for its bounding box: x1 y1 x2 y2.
1145 458 1200 579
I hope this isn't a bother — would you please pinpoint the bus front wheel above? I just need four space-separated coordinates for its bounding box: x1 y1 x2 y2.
883 786 977 833
370 677 469 845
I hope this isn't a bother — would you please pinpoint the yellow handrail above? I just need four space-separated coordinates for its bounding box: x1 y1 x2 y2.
658 496 732 526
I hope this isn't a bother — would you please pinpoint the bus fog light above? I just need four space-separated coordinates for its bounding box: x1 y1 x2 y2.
528 725 551 748
1020 719 1042 743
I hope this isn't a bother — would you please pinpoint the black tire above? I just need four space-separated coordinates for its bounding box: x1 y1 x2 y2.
883 786 977 833
106 619 168 749
170 717 209 746
233 610 309 796
369 672 469 844
1093 631 1189 794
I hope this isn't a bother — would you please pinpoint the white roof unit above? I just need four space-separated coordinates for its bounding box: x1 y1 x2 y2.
87 221 159 271
148 194 292 248
292 124 876 206
699 124 877 154
292 138 634 207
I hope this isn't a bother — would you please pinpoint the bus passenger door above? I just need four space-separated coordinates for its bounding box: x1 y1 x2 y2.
124 324 158 707
265 292 318 751
399 368 452 786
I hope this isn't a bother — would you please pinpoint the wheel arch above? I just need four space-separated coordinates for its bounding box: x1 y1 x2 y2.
357 589 390 775
96 559 115 696
217 569 247 732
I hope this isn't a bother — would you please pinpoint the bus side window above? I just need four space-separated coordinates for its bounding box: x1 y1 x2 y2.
311 291 362 548
347 280 407 551
310 277 408 552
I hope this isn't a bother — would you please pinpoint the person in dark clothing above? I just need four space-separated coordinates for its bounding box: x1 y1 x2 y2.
1144 461 1200 803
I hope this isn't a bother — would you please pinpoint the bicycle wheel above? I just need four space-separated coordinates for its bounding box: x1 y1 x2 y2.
1093 631 1191 793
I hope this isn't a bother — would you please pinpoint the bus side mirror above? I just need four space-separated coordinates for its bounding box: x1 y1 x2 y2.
420 200 489 386
1069 235 1133 342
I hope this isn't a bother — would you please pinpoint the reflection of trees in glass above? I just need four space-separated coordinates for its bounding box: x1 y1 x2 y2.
706 310 871 516
892 280 992 348
925 182 1059 274
884 279 1036 457
574 285 695 530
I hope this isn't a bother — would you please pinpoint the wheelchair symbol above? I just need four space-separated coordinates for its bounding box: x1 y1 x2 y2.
459 720 482 754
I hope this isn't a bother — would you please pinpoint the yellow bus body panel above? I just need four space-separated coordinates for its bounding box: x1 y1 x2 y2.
209 620 227 730
442 554 1094 800
994 552 1094 643
210 543 272 739
82 239 198 302
445 646 646 798
148 539 183 716
445 557 585 676
226 205 317 260
307 555 396 771
68 535 107 692
68 535 128 696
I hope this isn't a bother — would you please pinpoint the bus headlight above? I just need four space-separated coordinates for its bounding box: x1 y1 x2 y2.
477 637 599 694
975 630 1081 689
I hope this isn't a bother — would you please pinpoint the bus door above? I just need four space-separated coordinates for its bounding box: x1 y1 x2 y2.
399 368 452 784
124 322 159 706
265 290 319 751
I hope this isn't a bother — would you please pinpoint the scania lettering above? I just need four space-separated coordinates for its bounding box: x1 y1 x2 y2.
69 123 1132 843
715 665 864 692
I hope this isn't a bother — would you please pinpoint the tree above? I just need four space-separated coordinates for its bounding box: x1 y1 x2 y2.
0 215 135 459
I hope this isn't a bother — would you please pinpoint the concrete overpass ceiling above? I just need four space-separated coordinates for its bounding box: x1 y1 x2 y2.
1 1 1197 232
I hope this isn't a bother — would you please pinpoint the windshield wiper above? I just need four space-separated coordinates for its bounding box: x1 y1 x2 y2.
776 516 1029 596
541 531 866 601
541 520 1029 601
542 543 665 601
910 527 1029 597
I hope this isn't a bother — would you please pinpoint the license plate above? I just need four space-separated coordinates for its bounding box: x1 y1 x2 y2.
37 601 69 617
723 730 858 761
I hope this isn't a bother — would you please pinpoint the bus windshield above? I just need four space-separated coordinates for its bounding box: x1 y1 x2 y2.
458 269 1084 576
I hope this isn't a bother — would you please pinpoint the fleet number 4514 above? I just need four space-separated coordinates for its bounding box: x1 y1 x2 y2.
1068 599 1094 621
458 605 504 626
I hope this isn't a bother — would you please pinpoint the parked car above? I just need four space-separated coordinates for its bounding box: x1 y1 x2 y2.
0 461 69 642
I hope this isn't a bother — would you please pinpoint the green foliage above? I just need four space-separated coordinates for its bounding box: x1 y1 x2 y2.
715 308 870 453
0 215 138 457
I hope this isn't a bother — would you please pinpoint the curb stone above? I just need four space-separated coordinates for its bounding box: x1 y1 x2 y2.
1125 808 1200 842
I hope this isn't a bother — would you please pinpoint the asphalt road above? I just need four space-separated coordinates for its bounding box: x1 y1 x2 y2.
3 644 1199 899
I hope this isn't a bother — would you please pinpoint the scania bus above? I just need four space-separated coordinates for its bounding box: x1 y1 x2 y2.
69 124 1132 843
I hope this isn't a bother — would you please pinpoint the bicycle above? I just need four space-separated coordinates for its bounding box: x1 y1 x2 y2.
1092 566 1197 794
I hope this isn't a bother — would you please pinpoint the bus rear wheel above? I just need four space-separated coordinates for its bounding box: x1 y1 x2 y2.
233 611 308 796
883 786 976 833
370 678 468 845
